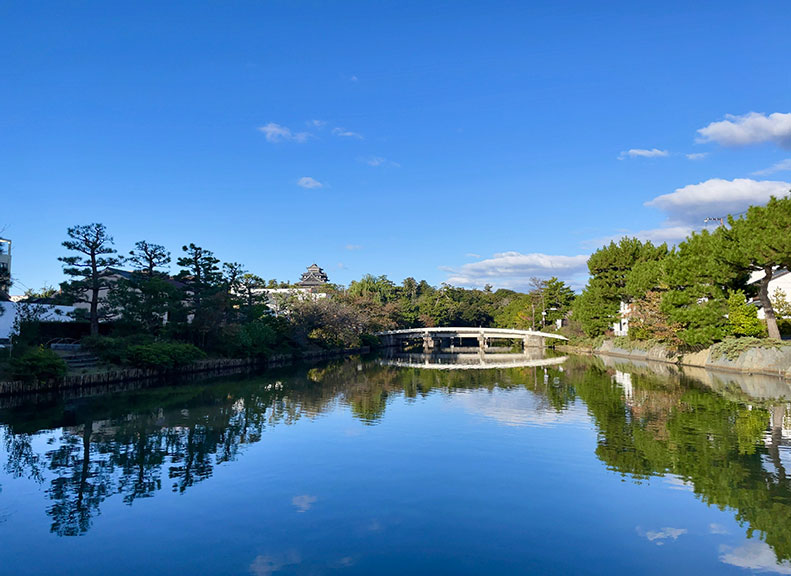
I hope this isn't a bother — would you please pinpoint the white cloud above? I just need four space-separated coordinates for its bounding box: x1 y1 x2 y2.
362 155 400 167
258 122 311 143
297 176 323 189
753 159 791 176
345 244 362 251
587 225 695 248
619 148 669 160
350 75 359 82
645 178 791 225
444 252 590 291
697 112 791 148
719 541 791 574
307 119 327 128
332 127 363 139
686 152 708 160
465 253 481 259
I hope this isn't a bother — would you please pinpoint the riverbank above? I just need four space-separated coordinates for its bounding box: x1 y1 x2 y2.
557 338 791 380
0 346 370 397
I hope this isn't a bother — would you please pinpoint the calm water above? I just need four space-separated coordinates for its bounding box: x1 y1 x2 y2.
2 353 791 575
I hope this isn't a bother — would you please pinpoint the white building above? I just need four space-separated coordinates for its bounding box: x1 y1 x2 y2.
0 237 11 299
748 268 791 319
612 301 631 337
0 301 77 348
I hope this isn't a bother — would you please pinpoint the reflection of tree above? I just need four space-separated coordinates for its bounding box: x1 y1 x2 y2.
47 421 114 536
2 428 44 483
566 358 791 561
2 353 791 558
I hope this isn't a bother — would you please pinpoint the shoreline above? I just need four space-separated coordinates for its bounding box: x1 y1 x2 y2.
557 340 791 381
0 346 370 398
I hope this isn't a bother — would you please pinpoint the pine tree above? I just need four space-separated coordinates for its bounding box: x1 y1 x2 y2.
59 223 122 336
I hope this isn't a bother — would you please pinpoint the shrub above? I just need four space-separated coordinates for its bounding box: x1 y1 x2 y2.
710 337 787 361
125 342 205 370
727 291 765 338
81 334 154 364
9 347 67 382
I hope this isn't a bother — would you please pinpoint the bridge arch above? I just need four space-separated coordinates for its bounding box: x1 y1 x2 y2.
375 327 567 353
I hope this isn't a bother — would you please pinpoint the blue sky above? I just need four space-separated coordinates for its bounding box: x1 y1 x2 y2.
3 1 791 293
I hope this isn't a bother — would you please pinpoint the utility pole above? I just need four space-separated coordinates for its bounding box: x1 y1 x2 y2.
704 216 724 226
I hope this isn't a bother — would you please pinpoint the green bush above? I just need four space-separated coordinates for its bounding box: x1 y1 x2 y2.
216 321 279 359
727 291 766 337
125 342 205 370
81 334 154 364
9 347 68 382
710 337 787 361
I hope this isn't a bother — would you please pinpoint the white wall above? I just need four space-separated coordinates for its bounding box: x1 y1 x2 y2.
0 301 76 341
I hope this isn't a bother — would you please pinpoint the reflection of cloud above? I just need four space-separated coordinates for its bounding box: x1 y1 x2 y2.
709 523 729 535
457 389 589 428
720 541 791 574
663 476 694 492
250 551 302 576
292 494 317 513
640 527 687 545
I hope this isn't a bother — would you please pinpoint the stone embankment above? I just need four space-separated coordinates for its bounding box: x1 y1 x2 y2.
559 340 791 380
0 346 369 397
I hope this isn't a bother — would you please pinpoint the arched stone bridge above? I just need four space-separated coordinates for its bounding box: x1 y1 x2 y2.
375 327 567 353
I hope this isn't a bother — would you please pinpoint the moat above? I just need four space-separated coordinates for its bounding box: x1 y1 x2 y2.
2 353 791 575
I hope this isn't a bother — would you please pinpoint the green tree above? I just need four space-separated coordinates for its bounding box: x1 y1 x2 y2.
575 237 668 337
724 195 791 340
59 223 122 336
726 290 765 337
660 229 743 348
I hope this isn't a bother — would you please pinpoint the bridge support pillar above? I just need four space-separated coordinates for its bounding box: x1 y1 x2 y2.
523 335 544 349
478 335 488 351
423 334 435 353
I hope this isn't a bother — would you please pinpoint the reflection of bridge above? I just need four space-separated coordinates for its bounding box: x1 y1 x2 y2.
376 327 567 353
379 353 568 370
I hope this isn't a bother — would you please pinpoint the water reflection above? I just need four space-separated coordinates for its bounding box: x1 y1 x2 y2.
2 353 791 571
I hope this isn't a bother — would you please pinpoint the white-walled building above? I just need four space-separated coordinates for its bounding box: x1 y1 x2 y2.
0 301 77 347
612 301 631 337
749 268 791 319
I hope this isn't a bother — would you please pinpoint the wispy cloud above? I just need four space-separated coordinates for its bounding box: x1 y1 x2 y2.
645 178 791 225
297 176 323 189
753 159 791 176
258 122 312 143
619 148 669 160
307 119 327 128
362 155 400 167
443 252 590 291
333 127 364 139
697 112 791 148
686 152 708 160
345 244 362 251
586 225 695 248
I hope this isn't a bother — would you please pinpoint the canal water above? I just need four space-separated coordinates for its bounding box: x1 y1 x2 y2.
2 353 791 575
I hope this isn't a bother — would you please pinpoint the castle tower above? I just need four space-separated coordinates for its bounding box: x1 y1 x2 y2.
296 263 329 288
